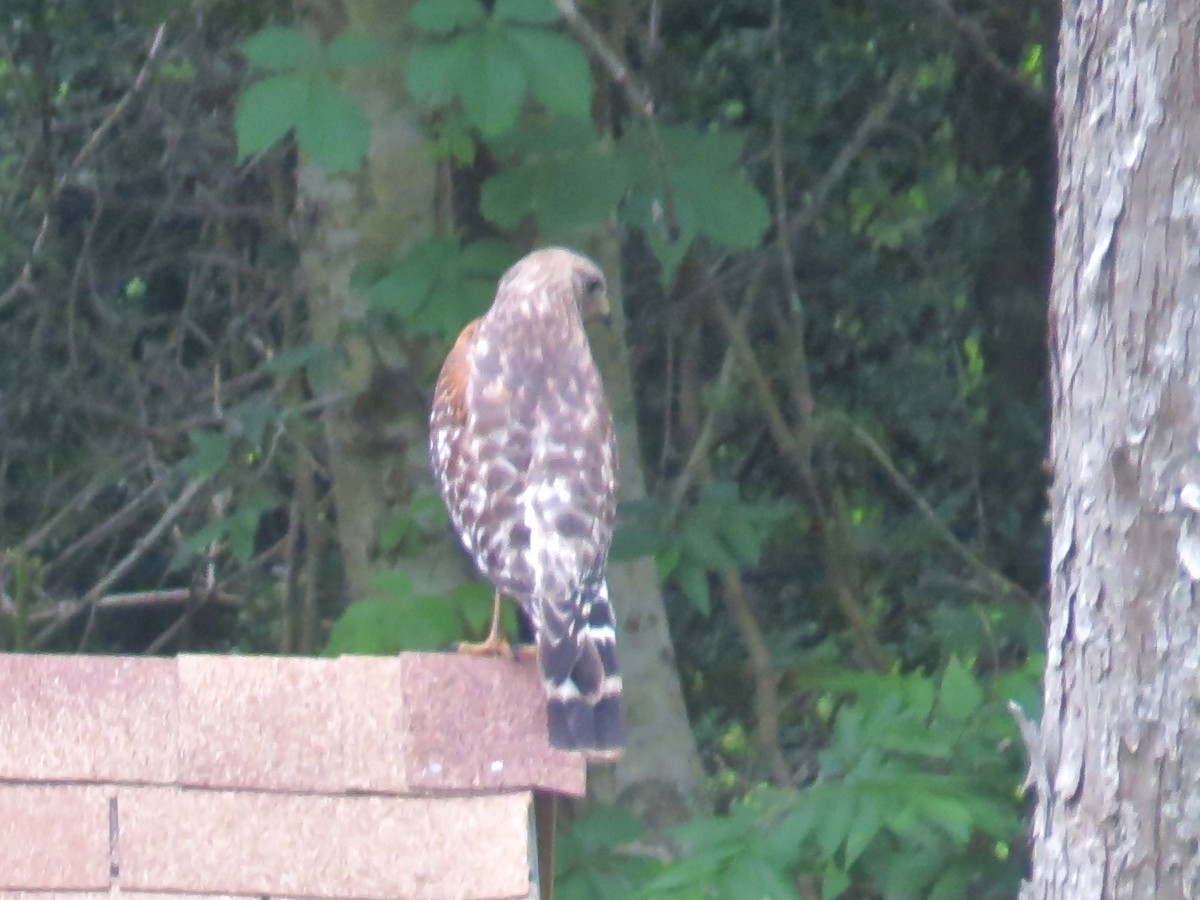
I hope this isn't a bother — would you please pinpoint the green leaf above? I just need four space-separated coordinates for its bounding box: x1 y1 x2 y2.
449 580 499 635
545 148 625 224
235 71 310 158
324 32 386 67
227 400 277 446
478 164 534 228
927 866 970 900
459 30 528 136
488 115 599 156
562 805 644 852
816 791 855 859
295 76 371 171
363 236 496 339
406 43 460 105
722 855 798 900
902 674 936 720
242 26 319 71
325 580 463 655
675 562 710 615
654 541 681 580
680 519 741 572
369 570 414 600
875 728 954 758
842 795 882 867
495 0 560 24
672 806 754 851
380 492 450 553
822 864 850 900
913 793 973 845
161 60 196 81
410 0 486 33
366 260 436 319
720 517 763 567
645 227 691 286
407 30 532 137
683 169 771 249
458 238 515 273
431 123 476 163
180 429 231 478
610 524 660 562
174 518 228 569
224 507 259 564
874 847 943 900
764 801 821 860
620 125 769 280
937 656 984 722
508 27 592 118
490 140 623 237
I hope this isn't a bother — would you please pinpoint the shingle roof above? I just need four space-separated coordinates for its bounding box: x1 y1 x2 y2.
0 651 585 899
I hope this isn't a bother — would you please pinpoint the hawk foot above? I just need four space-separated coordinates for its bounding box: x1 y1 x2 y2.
456 633 513 658
455 636 537 663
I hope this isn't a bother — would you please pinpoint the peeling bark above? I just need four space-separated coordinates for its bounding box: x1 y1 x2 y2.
1026 3 1200 896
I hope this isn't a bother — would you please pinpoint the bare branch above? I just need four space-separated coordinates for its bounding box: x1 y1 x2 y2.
19 476 108 554
711 294 888 669
552 0 679 239
31 476 206 648
665 263 767 522
719 570 793 786
0 23 167 314
838 416 1036 605
791 69 909 236
928 0 1047 106
553 0 653 115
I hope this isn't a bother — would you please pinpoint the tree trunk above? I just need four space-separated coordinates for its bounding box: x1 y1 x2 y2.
1025 3 1200 896
295 0 443 608
580 231 710 826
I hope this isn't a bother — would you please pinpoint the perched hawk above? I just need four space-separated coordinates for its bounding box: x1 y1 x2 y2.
429 247 625 758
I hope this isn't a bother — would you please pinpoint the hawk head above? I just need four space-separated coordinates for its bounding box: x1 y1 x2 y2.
496 247 611 327
569 256 610 324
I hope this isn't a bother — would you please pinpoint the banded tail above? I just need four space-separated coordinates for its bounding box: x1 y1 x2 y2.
538 579 625 760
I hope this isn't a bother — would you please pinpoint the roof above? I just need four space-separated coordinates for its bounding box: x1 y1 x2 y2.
0 651 586 899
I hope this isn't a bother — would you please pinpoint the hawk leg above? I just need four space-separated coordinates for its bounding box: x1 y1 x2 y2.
457 590 536 660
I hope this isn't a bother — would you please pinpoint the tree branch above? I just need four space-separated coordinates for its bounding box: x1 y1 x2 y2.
719 570 793 786
837 416 1037 605
32 475 206 648
791 68 909 237
553 0 653 115
0 23 167 314
928 0 1047 106
552 0 679 238
710 294 888 669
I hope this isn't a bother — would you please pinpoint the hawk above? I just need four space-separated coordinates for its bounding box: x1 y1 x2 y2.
429 246 625 758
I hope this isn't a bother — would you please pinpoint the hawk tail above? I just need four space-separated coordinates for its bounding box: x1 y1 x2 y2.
539 580 626 760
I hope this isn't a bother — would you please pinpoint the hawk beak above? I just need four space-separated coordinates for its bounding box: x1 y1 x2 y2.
594 290 613 327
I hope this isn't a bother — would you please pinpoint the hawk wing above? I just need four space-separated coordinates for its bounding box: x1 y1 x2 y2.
429 250 625 757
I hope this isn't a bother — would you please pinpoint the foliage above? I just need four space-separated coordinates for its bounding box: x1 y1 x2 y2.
613 483 796 615
1 1 1055 896
406 0 591 138
357 237 513 340
323 574 495 655
555 805 658 900
237 26 383 170
558 656 1040 899
481 121 770 276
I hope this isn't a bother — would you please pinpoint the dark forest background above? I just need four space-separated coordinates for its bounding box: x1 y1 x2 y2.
0 1 1054 896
